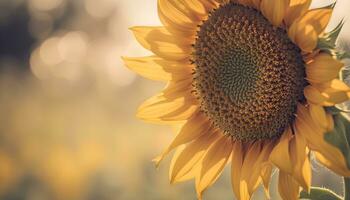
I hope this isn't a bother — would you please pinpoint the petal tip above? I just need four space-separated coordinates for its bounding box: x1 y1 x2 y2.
152 156 162 169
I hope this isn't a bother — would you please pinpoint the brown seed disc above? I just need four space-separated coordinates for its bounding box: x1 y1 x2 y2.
193 3 306 141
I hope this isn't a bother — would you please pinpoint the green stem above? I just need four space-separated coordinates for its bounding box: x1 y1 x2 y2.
344 177 350 200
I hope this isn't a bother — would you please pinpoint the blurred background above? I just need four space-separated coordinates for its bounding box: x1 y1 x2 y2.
0 0 349 199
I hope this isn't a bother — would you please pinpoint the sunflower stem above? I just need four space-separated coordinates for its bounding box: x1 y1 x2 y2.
344 177 350 200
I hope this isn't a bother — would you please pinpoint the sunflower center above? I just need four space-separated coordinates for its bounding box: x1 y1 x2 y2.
193 3 306 141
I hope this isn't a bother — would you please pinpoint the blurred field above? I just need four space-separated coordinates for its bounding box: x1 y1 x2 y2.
0 0 349 199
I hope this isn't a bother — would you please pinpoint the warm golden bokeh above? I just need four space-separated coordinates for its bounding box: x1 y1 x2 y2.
0 0 349 199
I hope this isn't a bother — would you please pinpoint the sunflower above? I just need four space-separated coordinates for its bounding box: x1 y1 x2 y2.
123 0 350 199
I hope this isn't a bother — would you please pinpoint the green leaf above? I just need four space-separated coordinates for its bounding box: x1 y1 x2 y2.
319 1 337 9
300 187 342 200
339 114 350 147
337 51 350 60
318 38 335 50
324 114 350 169
316 18 350 61
341 66 350 80
325 106 350 115
327 19 344 47
317 20 344 51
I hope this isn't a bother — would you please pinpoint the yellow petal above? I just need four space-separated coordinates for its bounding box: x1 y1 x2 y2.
305 84 350 107
297 104 326 138
296 105 350 177
164 78 194 100
289 134 311 192
130 26 191 60
326 114 335 131
196 135 233 199
324 91 350 105
169 145 186 180
122 56 192 82
314 79 350 94
252 141 274 183
284 0 311 27
288 8 332 52
237 0 255 7
316 152 350 177
216 0 230 4
261 0 290 26
168 145 199 183
303 8 333 34
231 142 244 200
287 18 298 42
260 163 273 199
198 0 218 11
300 154 311 192
158 0 200 36
278 171 300 200
306 53 344 84
241 143 261 199
153 112 211 166
176 0 208 18
295 24 318 52
238 0 261 8
292 108 312 192
316 136 350 176
249 141 274 198
170 130 221 183
270 127 293 174
304 85 327 105
240 141 274 199
137 89 198 123
309 104 328 129
252 0 261 8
